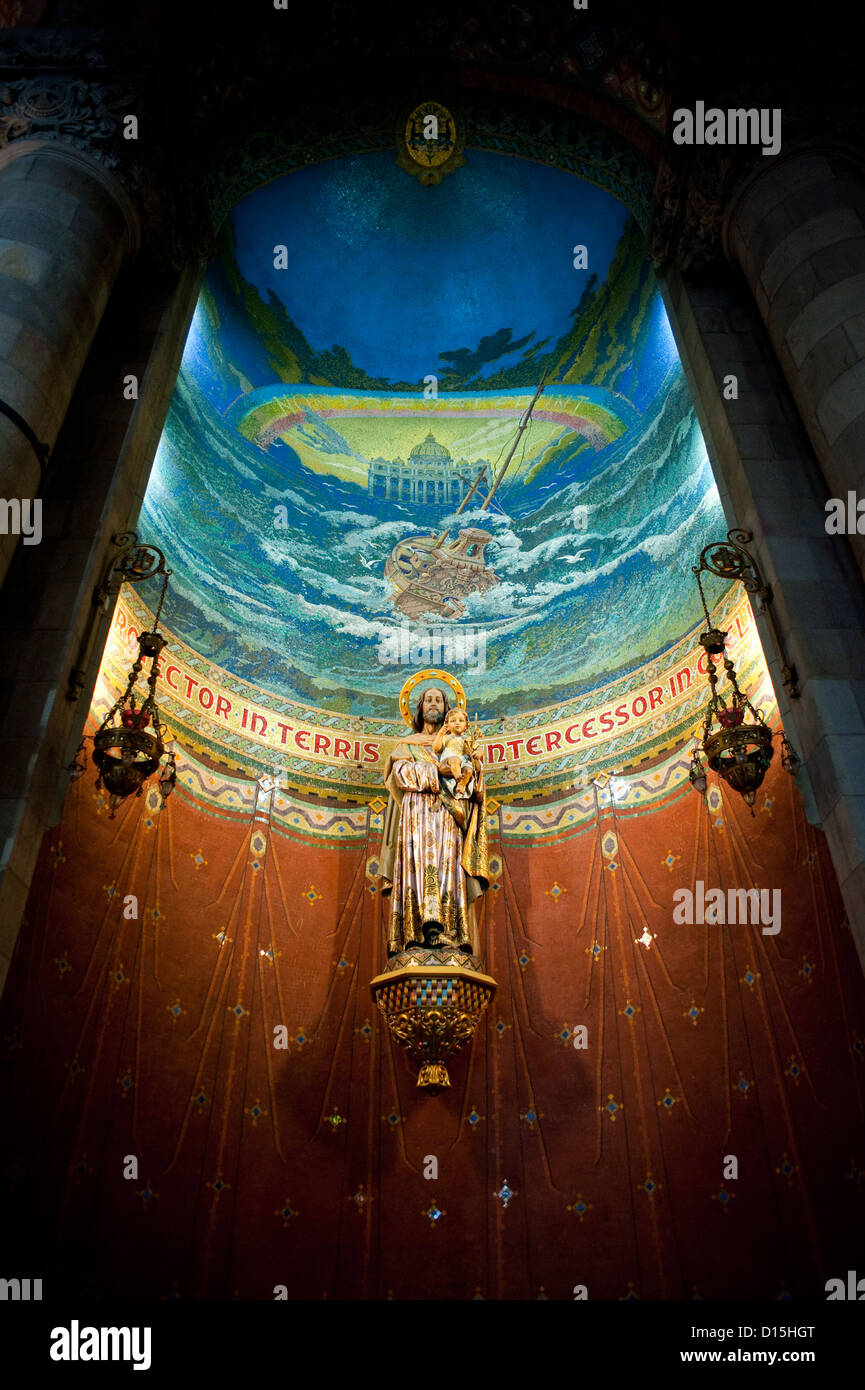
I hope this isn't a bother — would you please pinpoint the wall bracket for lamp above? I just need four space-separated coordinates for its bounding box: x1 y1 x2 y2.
692 529 799 699
66 531 172 703
0 398 50 474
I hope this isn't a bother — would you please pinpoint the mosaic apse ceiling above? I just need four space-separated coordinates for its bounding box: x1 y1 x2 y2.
140 148 728 722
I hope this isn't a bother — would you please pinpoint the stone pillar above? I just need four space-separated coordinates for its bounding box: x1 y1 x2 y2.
725 149 865 582
660 262 865 970
0 253 202 999
0 140 139 584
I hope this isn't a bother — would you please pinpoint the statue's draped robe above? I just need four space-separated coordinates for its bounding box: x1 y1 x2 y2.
379 741 489 955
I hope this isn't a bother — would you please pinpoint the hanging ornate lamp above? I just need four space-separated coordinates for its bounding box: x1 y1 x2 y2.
689 532 800 811
694 627 773 809
687 745 708 796
92 544 176 818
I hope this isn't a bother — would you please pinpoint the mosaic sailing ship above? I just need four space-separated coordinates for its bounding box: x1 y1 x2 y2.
384 375 548 620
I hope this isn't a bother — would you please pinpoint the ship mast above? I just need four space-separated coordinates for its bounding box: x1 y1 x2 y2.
453 467 487 515
435 368 549 546
479 367 549 512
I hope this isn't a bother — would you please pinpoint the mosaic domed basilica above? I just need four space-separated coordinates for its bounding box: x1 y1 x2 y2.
368 431 487 505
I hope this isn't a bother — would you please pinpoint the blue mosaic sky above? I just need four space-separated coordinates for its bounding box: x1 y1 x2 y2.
140 150 727 719
230 152 631 386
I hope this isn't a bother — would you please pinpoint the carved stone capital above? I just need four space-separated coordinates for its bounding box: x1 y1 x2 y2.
0 30 212 270
646 148 735 274
0 74 137 168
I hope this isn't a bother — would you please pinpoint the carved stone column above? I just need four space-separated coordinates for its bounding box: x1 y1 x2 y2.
0 50 205 996
649 132 865 970
724 149 865 583
659 261 865 970
0 69 142 582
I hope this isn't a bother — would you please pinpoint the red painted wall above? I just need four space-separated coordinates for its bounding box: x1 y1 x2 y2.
1 753 863 1300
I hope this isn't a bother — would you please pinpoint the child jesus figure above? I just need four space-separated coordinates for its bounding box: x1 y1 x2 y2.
433 707 476 804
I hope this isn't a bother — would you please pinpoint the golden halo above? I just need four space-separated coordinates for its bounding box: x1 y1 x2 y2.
399 669 467 727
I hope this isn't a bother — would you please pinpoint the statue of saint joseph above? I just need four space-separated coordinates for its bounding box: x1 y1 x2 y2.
378 684 489 956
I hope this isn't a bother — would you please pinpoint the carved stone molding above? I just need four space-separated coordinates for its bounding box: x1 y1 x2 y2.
0 28 141 158
646 147 737 273
0 27 130 70
6 14 855 276
0 28 211 270
0 76 137 167
646 53 865 274
205 94 656 234
649 125 865 274
0 17 673 268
